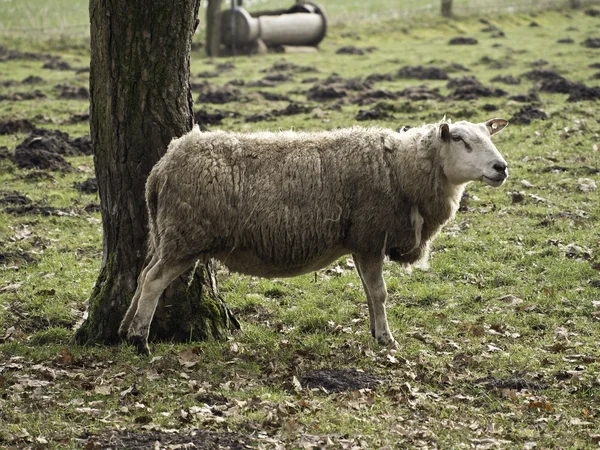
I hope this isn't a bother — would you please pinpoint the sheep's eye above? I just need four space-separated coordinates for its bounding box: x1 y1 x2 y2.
451 135 462 142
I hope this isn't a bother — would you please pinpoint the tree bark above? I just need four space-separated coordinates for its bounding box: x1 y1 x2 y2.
206 0 223 57
74 0 239 346
441 0 453 17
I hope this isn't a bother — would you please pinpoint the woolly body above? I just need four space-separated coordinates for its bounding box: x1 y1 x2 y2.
147 125 462 276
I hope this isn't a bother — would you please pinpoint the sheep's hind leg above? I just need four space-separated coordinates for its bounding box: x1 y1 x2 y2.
126 258 194 355
353 253 375 338
353 254 398 349
118 253 159 340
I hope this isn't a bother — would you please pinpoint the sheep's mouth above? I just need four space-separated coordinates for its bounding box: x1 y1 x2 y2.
482 175 506 187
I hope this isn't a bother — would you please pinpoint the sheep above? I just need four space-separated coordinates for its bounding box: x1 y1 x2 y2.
119 118 509 355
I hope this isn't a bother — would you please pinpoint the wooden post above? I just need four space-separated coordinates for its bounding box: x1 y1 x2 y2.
206 0 223 57
441 0 453 17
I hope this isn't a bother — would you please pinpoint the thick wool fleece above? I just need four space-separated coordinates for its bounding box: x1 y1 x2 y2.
145 125 464 277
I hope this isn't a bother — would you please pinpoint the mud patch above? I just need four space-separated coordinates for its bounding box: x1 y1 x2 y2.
55 84 89 100
521 69 564 81
0 192 31 205
42 58 72 70
356 105 392 121
448 37 478 45
538 78 600 102
353 89 398 105
196 70 219 78
366 73 394 83
0 119 36 135
0 90 46 101
259 91 292 102
22 75 45 84
583 37 600 48
0 251 36 267
509 91 540 103
4 204 76 216
557 38 574 44
490 74 521 85
586 8 600 17
473 375 547 391
245 113 273 123
306 75 372 101
262 73 294 83
510 105 548 125
262 61 318 73
397 65 449 80
197 84 242 104
336 45 377 55
0 46 52 62
273 102 312 116
86 429 251 450
301 368 384 393
449 78 506 101
447 75 481 89
398 85 443 101
74 178 98 194
14 148 72 171
194 109 240 127
16 129 92 157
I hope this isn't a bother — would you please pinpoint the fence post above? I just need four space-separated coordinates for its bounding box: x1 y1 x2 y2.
206 0 223 57
441 0 453 17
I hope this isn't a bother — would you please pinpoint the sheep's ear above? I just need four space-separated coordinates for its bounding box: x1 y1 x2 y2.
438 123 450 142
486 118 509 136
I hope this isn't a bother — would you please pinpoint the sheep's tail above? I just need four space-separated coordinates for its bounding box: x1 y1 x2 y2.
144 173 160 259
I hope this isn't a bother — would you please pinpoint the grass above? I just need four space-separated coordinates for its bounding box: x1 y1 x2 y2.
2 3 600 449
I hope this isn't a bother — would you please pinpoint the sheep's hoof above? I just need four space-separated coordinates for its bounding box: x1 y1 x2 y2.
117 324 129 340
377 335 399 350
128 335 151 356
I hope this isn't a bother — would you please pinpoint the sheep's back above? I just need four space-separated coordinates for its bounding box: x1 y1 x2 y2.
150 128 398 266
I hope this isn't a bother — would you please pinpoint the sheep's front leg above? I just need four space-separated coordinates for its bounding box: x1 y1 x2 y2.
353 253 375 338
353 254 398 349
126 259 191 355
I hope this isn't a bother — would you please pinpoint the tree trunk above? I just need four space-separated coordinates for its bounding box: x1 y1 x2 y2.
206 0 223 57
74 0 239 346
441 0 453 17
569 0 581 8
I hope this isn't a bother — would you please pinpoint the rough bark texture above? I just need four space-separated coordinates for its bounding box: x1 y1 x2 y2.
206 0 223 57
441 0 453 17
74 0 239 345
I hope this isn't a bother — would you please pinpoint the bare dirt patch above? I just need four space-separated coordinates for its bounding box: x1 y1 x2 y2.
16 129 92 157
510 105 548 125
74 178 98 194
473 375 548 391
197 84 243 104
42 58 72 71
0 119 36 135
397 65 449 80
448 77 506 101
55 84 90 100
0 90 46 101
448 37 478 45
490 74 521 85
336 45 377 55
194 109 240 127
86 429 251 450
583 37 600 48
301 368 385 393
398 85 443 101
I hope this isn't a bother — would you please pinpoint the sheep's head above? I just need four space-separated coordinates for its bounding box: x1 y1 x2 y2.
438 118 509 187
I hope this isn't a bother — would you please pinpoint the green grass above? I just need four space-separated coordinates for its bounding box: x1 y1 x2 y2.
2 5 600 450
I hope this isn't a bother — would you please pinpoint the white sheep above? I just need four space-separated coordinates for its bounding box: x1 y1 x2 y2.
119 118 509 355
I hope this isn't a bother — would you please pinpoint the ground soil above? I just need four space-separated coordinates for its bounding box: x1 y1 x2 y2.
0 119 36 135
74 177 98 194
448 37 478 45
86 429 252 450
301 368 385 393
490 74 521 85
397 65 449 80
510 105 548 125
197 84 243 104
397 85 442 101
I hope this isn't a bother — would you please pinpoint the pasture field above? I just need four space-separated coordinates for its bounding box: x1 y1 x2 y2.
1 4 600 449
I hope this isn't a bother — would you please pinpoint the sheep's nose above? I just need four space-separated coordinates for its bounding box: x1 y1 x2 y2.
493 162 507 173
